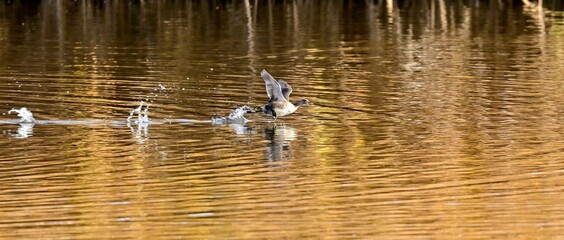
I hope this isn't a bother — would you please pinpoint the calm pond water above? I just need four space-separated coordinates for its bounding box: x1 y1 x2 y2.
0 1 563 239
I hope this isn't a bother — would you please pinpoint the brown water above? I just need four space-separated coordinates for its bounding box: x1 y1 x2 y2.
0 1 563 239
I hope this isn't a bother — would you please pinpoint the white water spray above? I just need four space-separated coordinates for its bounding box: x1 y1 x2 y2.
212 106 252 125
126 102 151 142
8 107 35 123
126 101 150 124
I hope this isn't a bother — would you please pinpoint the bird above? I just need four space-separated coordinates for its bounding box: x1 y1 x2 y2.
257 69 310 121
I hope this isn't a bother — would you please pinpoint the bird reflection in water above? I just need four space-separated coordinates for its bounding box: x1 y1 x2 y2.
263 125 297 161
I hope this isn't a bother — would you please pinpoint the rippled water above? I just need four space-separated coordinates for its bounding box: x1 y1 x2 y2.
0 1 563 239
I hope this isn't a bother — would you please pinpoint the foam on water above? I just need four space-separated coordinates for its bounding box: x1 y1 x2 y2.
8 107 36 123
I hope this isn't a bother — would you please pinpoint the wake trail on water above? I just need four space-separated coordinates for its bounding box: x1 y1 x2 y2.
1 103 254 126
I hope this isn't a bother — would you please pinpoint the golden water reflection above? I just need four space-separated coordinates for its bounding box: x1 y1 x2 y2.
0 1 563 239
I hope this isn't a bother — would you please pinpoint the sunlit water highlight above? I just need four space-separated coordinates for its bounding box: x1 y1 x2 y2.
0 1 563 239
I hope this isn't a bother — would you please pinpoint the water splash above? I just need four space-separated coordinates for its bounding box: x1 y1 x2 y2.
228 105 252 120
8 107 36 123
126 101 150 125
212 106 252 125
126 102 150 143
11 123 35 139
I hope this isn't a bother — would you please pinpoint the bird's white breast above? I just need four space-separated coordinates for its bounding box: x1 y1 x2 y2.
275 103 298 117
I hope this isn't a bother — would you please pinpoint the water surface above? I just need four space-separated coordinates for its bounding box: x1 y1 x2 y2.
0 1 563 239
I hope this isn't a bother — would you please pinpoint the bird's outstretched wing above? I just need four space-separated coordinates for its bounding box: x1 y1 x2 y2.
277 79 293 101
261 69 285 102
